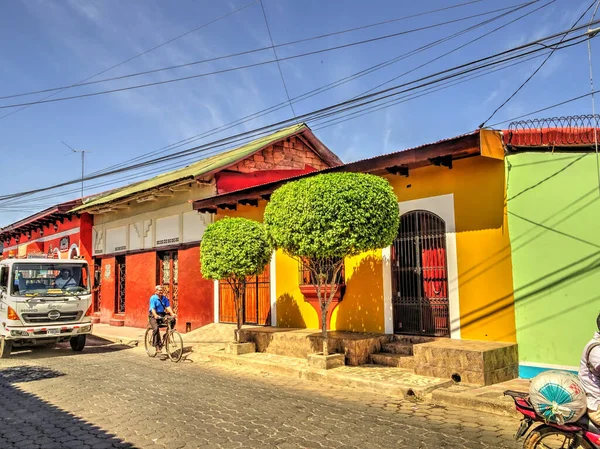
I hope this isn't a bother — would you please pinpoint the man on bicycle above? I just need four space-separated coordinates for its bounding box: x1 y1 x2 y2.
149 285 176 351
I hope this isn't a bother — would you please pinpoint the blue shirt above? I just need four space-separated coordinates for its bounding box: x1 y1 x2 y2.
149 294 170 314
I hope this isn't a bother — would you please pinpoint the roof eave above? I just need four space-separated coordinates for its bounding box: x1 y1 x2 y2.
193 131 483 212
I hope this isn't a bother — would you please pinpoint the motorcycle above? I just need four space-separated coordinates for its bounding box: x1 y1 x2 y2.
505 390 600 449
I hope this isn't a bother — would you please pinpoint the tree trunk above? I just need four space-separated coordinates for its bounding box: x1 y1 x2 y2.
235 282 245 343
321 302 328 356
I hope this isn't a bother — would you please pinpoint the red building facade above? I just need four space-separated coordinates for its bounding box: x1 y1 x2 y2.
1 199 93 264
73 124 341 331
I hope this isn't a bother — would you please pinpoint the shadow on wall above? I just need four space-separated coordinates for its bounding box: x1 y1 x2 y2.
0 366 135 448
334 255 384 333
276 293 306 328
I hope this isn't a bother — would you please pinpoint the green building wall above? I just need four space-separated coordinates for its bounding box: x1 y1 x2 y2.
506 152 600 378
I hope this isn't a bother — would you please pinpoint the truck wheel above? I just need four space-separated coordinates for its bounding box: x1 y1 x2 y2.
0 338 12 358
70 335 86 352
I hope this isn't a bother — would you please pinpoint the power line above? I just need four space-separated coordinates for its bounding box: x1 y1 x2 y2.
87 1 533 179
0 1 259 121
0 1 539 105
312 53 549 132
0 51 562 211
259 0 296 118
479 0 599 127
0 38 592 205
353 0 554 99
0 53 585 210
0 22 594 203
586 0 600 194
487 89 600 127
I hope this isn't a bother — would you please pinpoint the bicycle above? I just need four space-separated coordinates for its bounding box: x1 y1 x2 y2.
144 315 184 362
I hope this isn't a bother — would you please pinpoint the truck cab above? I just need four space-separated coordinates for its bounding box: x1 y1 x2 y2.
0 257 93 358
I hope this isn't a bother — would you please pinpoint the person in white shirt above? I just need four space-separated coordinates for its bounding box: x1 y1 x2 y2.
54 269 77 289
579 314 600 426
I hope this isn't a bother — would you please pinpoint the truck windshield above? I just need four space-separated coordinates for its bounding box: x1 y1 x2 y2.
10 263 90 297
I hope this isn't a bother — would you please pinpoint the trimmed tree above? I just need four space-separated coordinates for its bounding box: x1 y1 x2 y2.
264 172 400 355
200 217 272 343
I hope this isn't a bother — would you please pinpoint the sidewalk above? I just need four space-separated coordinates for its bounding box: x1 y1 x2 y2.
92 322 529 418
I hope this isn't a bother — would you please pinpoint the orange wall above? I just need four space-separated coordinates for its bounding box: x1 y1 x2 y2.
124 252 157 328
177 246 214 331
100 257 115 323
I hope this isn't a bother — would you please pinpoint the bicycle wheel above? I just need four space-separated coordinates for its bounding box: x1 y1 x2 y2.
144 328 157 358
165 330 184 362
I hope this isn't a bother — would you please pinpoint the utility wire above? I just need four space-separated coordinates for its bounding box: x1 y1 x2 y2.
313 53 549 132
0 52 587 210
0 1 259 120
487 89 600 127
259 0 296 118
479 0 599 127
587 0 600 194
0 38 591 206
0 2 538 104
4 54 553 210
87 1 533 179
353 0 553 99
0 25 592 203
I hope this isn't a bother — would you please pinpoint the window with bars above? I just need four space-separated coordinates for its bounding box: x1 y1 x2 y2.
298 257 345 287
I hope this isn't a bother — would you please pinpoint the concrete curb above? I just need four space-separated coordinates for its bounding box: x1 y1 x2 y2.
92 332 140 347
207 351 452 400
303 368 453 400
208 352 304 378
92 331 222 348
431 388 520 418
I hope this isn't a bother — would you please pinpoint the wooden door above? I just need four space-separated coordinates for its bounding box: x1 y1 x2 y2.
219 264 270 325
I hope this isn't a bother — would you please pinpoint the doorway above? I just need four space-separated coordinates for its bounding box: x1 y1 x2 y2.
391 210 450 337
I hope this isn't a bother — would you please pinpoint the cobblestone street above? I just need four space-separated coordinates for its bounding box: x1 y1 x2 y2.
0 337 522 449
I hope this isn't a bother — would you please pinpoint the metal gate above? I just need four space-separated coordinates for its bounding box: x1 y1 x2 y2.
391 210 450 337
219 265 270 325
158 251 179 314
115 256 126 314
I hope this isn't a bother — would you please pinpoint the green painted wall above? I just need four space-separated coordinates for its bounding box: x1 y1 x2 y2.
506 152 600 369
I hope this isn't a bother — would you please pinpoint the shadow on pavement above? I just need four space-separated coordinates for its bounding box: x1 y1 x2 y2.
7 335 134 360
0 365 137 448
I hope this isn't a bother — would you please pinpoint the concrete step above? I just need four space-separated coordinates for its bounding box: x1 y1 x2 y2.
370 353 415 369
393 335 438 345
381 342 414 356
109 318 125 327
431 384 521 418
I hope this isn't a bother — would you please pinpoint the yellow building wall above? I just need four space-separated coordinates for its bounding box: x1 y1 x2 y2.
383 159 515 342
212 130 516 342
275 249 320 329
330 249 386 333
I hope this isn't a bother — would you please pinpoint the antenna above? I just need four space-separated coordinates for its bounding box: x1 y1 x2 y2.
62 141 92 197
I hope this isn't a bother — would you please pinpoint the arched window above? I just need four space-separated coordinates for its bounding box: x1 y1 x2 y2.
69 244 79 259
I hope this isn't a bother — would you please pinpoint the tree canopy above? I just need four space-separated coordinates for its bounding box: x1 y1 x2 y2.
200 217 272 281
264 172 400 259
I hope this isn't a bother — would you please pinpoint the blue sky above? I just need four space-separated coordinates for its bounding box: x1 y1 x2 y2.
0 0 597 226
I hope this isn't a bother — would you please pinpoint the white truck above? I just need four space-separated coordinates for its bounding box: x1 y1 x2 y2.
0 257 94 358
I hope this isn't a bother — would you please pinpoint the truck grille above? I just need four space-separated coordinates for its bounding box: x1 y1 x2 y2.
21 311 83 323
